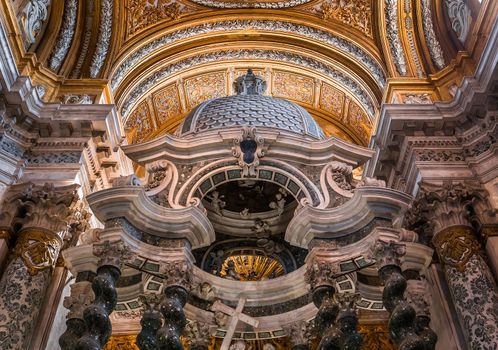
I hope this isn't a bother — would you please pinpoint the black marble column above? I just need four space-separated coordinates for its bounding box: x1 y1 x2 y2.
157 286 188 350
136 294 163 350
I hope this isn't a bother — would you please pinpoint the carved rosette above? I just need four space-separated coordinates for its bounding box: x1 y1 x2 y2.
432 226 480 272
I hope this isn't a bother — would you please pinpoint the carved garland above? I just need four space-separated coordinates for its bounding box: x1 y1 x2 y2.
89 0 113 78
48 0 78 71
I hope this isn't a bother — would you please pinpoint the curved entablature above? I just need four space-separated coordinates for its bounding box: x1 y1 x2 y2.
286 186 413 248
85 185 215 248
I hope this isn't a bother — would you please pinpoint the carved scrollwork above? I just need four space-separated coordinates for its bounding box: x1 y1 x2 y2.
232 126 267 178
14 229 62 275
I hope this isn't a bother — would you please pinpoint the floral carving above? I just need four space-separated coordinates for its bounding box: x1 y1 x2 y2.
272 71 314 104
320 83 344 116
319 0 372 36
89 0 112 78
19 0 51 47
152 84 182 125
125 100 153 144
48 0 77 71
184 72 227 108
445 0 471 43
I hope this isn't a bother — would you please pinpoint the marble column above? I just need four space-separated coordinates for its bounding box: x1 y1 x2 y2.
75 240 132 350
59 281 94 350
404 279 437 350
306 253 362 350
136 293 163 350
0 183 79 350
372 240 425 350
156 259 192 350
411 183 498 349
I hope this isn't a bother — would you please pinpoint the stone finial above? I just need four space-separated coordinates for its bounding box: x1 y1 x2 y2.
371 240 406 269
234 69 267 95
93 240 134 269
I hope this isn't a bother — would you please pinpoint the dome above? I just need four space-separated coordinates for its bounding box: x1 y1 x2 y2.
178 70 325 140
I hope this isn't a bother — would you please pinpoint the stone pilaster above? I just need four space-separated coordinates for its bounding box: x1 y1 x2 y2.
410 182 498 349
372 239 425 349
75 240 132 350
0 183 79 350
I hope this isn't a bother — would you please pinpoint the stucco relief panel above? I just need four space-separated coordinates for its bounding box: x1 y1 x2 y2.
184 72 227 109
319 83 344 117
125 100 154 144
152 84 183 126
272 71 314 105
345 100 371 143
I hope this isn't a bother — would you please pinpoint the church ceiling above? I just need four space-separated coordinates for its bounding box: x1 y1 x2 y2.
3 0 491 145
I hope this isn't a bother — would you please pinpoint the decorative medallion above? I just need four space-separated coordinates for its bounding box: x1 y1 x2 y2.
152 84 183 126
432 226 480 272
14 229 62 275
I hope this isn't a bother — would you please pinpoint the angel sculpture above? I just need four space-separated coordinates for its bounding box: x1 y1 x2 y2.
207 190 226 216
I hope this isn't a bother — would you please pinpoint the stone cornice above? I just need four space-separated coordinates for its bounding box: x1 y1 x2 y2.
123 129 374 167
285 187 412 248
86 186 215 248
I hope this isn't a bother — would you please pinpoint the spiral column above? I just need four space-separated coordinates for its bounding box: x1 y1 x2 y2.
75 241 131 350
372 239 425 350
136 293 163 350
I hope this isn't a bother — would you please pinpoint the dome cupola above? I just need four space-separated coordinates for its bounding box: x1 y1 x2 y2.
178 69 325 139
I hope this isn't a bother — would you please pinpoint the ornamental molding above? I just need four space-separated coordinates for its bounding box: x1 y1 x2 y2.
19 0 51 47
110 20 385 92
385 0 407 75
89 0 113 78
186 0 310 8
120 49 375 118
421 0 446 70
445 0 471 43
48 0 78 72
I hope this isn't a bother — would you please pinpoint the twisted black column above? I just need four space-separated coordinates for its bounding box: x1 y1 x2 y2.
157 286 188 350
75 265 121 350
313 286 344 350
59 318 86 350
335 293 362 350
374 240 425 350
414 315 437 350
137 294 163 350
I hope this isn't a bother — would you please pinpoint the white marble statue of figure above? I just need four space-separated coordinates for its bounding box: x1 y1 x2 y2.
229 340 248 350
252 218 271 238
240 207 250 218
269 193 286 216
208 190 226 216
263 343 276 350
214 311 229 328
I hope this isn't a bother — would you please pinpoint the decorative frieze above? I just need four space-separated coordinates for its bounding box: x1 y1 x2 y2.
48 0 78 71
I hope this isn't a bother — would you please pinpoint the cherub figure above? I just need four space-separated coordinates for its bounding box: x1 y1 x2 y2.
269 193 286 216
252 218 271 238
208 191 226 216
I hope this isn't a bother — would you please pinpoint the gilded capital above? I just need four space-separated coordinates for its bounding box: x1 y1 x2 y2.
432 226 480 272
14 229 63 275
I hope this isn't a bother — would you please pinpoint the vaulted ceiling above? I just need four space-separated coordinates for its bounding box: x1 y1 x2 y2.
2 0 495 145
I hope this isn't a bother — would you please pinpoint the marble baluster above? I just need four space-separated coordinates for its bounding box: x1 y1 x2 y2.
75 240 131 350
59 281 94 350
372 240 425 350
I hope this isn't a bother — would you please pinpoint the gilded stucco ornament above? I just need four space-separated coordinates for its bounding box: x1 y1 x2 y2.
48 0 77 71
19 0 51 47
432 226 480 272
14 229 62 275
186 0 311 8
